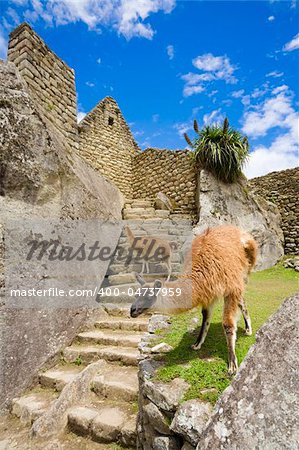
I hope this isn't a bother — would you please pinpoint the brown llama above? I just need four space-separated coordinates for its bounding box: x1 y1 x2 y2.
124 226 173 281
130 225 258 374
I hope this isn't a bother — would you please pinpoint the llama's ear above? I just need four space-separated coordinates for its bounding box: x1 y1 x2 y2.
135 272 146 286
154 280 163 289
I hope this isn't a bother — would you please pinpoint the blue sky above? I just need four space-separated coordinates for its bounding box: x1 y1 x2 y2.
0 0 298 178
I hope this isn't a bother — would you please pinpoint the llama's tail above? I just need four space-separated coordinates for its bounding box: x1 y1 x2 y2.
243 236 258 272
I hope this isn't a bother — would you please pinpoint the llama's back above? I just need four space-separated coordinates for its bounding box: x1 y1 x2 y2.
188 225 257 307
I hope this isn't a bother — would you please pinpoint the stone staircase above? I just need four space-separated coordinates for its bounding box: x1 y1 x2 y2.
3 199 194 449
7 305 148 449
123 198 194 221
101 200 194 291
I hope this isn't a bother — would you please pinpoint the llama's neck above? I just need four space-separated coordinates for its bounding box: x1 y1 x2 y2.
154 277 194 314
126 227 135 246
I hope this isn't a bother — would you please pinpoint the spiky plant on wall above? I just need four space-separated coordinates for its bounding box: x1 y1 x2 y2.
184 118 249 183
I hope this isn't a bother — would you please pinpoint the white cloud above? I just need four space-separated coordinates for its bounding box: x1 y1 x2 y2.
207 89 218 98
8 0 176 40
182 53 237 97
242 85 294 137
245 148 298 178
166 44 174 60
283 33 299 52
243 85 299 178
192 106 203 116
232 89 244 98
77 109 86 123
241 95 250 106
0 28 7 60
266 70 284 78
6 7 21 25
97 57 101 64
133 130 144 137
251 85 268 99
11 0 28 4
85 81 95 87
183 85 205 97
203 108 224 126
192 53 237 83
152 113 159 123
222 99 232 107
268 15 275 21
173 121 192 137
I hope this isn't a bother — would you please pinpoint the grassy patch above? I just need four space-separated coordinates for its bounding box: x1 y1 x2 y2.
156 262 298 404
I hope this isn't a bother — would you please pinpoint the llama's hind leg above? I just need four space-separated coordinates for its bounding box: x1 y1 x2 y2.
223 295 239 375
238 297 252 335
165 258 172 282
191 305 213 350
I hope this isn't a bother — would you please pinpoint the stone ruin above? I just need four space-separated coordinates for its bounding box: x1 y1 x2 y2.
0 22 298 450
5 23 298 256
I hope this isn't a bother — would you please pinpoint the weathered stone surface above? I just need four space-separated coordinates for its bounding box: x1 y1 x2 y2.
170 400 212 446
31 361 104 438
91 406 125 442
194 170 284 270
144 378 190 413
181 443 196 450
68 407 98 435
249 168 299 255
148 315 171 334
0 61 123 216
79 96 140 198
284 256 299 272
151 343 174 354
196 294 299 450
152 436 181 450
0 60 123 411
154 192 174 211
8 23 77 151
133 148 197 216
143 401 172 435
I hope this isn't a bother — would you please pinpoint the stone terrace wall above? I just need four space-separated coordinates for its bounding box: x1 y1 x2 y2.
133 148 197 215
79 97 140 198
249 167 299 254
7 22 78 150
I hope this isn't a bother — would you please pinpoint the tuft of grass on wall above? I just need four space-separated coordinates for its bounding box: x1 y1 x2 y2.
156 262 299 404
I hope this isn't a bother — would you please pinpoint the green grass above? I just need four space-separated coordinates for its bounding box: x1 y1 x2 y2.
156 262 299 404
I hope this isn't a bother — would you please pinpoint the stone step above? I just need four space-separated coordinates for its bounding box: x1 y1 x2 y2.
95 317 148 332
92 364 138 402
125 217 192 225
39 365 83 391
103 303 131 317
127 199 153 208
77 330 142 348
124 207 155 214
11 390 58 425
63 344 139 366
68 403 136 446
123 214 156 220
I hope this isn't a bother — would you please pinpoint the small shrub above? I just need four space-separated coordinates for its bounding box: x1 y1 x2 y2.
185 118 249 183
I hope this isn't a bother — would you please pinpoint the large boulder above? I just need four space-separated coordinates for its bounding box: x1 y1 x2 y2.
196 294 299 450
0 61 123 216
170 400 212 446
0 61 123 410
194 170 284 270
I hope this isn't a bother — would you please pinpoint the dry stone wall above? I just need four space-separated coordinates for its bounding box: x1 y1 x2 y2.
7 23 78 150
79 97 140 198
249 167 299 254
133 148 197 216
